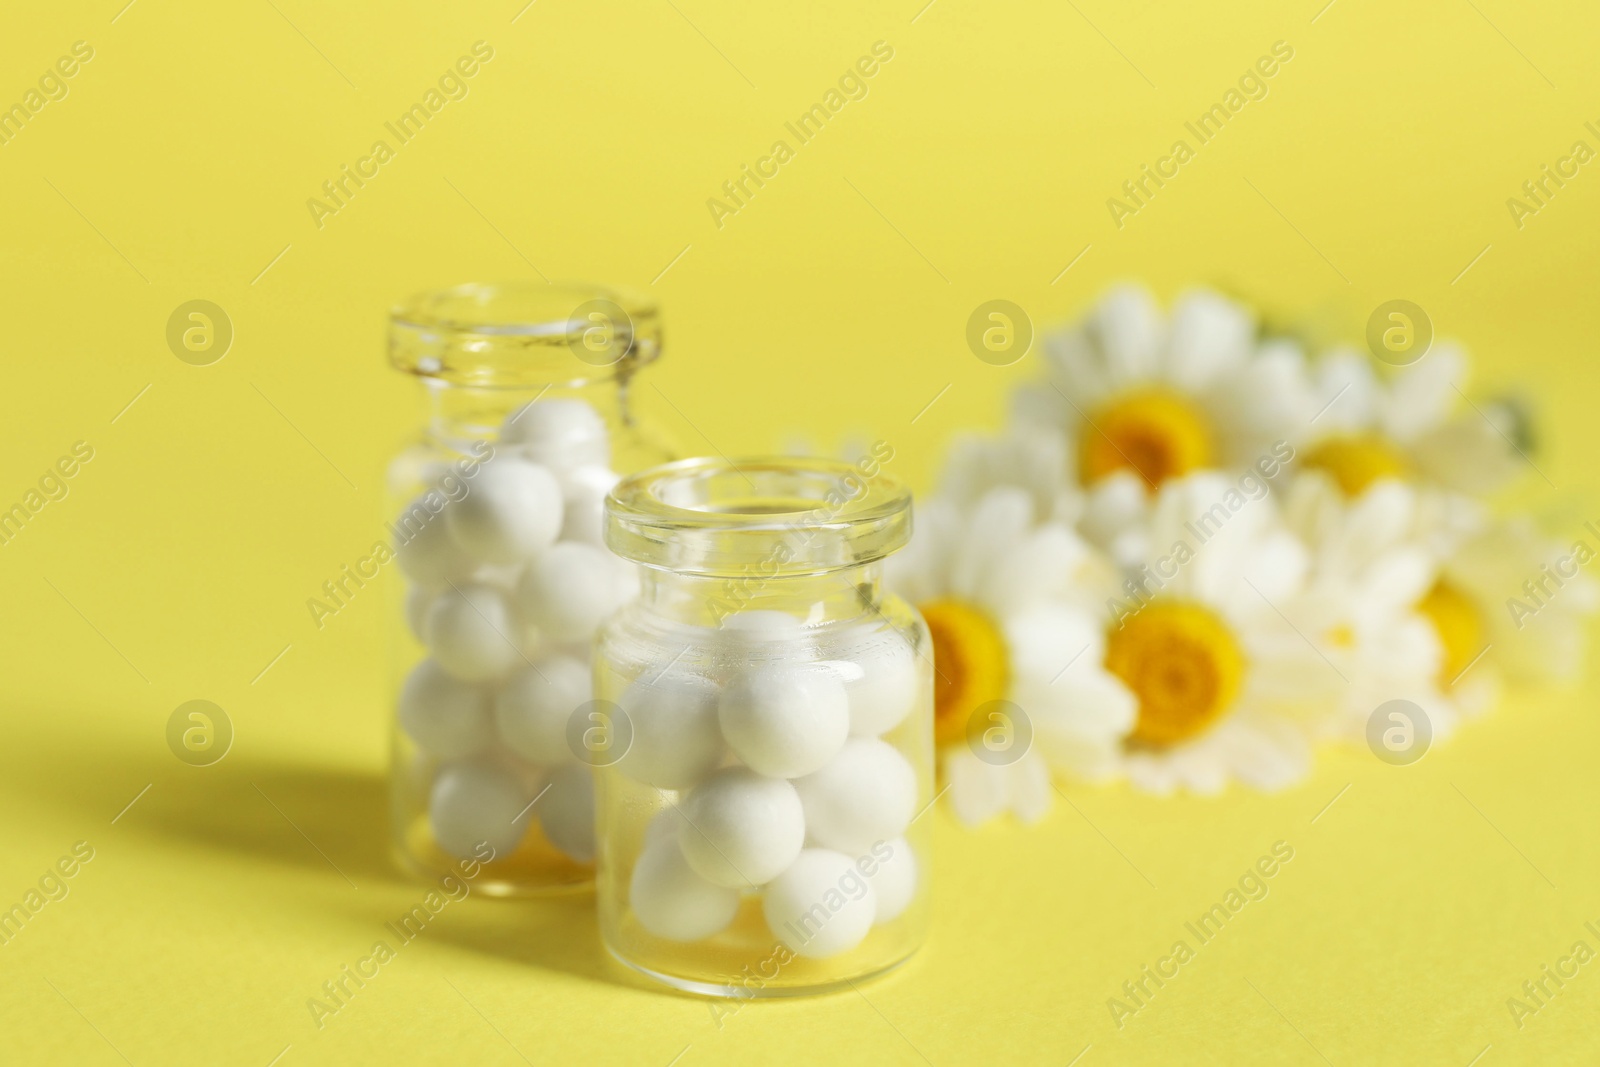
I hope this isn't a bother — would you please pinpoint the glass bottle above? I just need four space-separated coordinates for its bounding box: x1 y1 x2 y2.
385 281 671 896
594 455 932 995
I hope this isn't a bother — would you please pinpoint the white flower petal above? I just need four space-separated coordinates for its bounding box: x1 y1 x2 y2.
1408 416 1524 494
948 488 1036 602
943 746 1053 826
1356 547 1435 614
1042 328 1115 412
1310 348 1378 435
1089 284 1164 387
988 526 1098 615
1010 380 1071 430
1081 471 1147 551
1002 603 1103 682
1208 340 1317 449
1125 754 1179 796
1380 344 1465 442
943 747 1006 826
1164 289 1254 390
1011 751 1054 824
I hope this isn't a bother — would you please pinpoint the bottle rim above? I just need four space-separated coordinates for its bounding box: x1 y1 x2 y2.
388 280 660 388
604 456 912 577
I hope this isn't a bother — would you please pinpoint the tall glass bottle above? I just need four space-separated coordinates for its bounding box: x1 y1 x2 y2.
385 281 672 895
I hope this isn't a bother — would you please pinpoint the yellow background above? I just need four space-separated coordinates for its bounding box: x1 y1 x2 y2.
2 0 1598 1063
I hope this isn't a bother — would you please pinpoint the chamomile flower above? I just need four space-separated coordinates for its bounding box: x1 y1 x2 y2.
1089 472 1325 794
1300 345 1527 497
1425 504 1598 705
886 487 1136 824
936 427 1083 525
1276 471 1460 741
1012 285 1317 494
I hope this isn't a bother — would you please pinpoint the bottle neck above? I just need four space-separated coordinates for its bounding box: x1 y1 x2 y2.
637 561 888 629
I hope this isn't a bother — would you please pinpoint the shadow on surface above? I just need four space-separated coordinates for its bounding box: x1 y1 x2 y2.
14 721 663 989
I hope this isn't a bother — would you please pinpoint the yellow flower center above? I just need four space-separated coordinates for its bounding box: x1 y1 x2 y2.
1079 388 1213 491
1105 601 1245 746
919 598 1009 747
1302 435 1407 496
1416 579 1484 684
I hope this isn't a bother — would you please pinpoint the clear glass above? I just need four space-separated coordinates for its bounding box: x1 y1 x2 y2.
384 281 673 896
595 456 933 996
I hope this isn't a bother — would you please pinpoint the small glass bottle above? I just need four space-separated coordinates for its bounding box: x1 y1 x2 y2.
385 281 672 896
594 455 932 996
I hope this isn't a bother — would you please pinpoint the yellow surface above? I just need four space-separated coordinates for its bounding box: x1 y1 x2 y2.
2 0 1598 1063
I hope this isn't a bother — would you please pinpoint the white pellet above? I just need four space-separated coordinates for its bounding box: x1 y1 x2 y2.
445 457 563 564
643 805 688 849
718 664 849 779
536 763 596 864
763 848 877 959
502 399 609 471
429 761 533 860
558 465 620 546
835 631 919 737
792 738 917 856
423 583 523 682
470 562 525 591
867 837 917 924
403 750 439 799
718 610 803 643
515 542 631 643
677 768 805 889
395 497 476 591
629 836 740 942
494 654 592 765
404 585 433 643
616 671 723 790
398 659 494 761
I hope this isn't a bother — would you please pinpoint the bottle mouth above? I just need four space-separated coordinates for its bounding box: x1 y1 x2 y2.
605 456 912 577
388 281 660 388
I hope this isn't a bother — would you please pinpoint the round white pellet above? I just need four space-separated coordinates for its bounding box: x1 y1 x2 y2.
677 768 805 889
500 756 546 796
445 458 563 564
536 763 596 863
515 542 631 643
429 761 533 860
763 848 877 959
616 672 723 790
403 750 439 799
644 805 688 849
792 739 917 856
868 837 918 924
718 611 803 643
629 837 740 942
404 585 434 643
398 659 494 760
559 465 620 545
423 583 523 682
502 399 609 471
494 654 592 764
395 497 476 590
612 559 640 602
835 633 920 737
471 562 525 591
718 664 849 779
